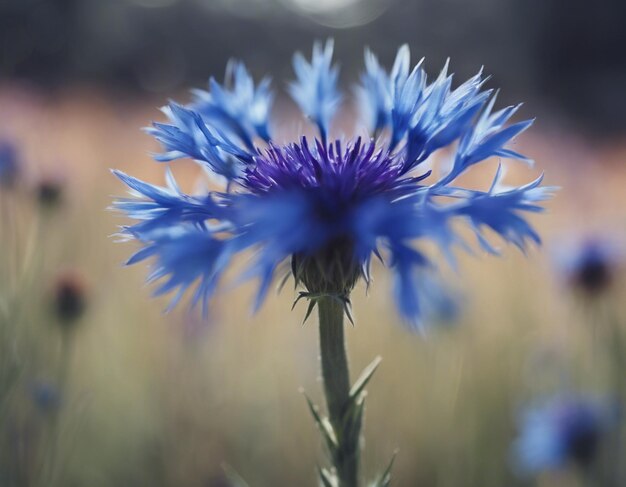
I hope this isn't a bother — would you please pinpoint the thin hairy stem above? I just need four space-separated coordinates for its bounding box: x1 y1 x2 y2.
318 296 358 487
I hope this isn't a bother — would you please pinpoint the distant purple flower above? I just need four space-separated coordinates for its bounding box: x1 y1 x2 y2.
30 380 61 413
36 174 64 208
554 236 624 296
512 394 615 474
52 270 88 326
0 141 20 188
112 41 554 330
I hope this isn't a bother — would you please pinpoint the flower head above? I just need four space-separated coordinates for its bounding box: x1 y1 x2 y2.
112 42 554 330
36 174 64 208
0 141 20 188
52 270 88 327
30 380 61 413
512 394 615 474
554 236 624 297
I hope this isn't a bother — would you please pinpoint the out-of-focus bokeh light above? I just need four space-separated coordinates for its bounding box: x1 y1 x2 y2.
130 0 180 8
281 0 392 28
289 0 363 13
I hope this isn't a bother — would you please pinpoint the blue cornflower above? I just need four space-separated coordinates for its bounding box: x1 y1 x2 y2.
112 42 554 330
29 380 62 413
512 394 615 474
0 141 20 188
554 236 624 296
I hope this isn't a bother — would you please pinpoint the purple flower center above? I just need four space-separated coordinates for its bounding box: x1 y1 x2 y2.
244 137 413 200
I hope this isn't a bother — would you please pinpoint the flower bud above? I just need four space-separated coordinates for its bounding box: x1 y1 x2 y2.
52 270 87 327
36 176 64 208
555 237 622 297
294 238 361 296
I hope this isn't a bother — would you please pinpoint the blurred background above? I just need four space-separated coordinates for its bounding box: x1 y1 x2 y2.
1 0 626 486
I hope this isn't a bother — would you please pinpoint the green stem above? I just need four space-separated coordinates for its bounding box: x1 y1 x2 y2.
606 306 626 487
318 296 359 487
39 331 74 487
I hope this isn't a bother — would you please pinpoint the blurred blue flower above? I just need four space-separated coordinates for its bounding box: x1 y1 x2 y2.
112 42 554 330
0 141 20 187
417 273 461 325
30 380 61 413
554 236 624 296
512 394 615 474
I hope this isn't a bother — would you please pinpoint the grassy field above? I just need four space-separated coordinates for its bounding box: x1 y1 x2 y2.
1 84 625 487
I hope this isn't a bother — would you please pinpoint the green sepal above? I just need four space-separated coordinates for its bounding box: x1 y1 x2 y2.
303 299 318 324
291 292 309 311
291 292 319 324
291 291 355 325
342 297 355 326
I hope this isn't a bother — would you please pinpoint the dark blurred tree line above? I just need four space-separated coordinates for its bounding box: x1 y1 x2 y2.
1 0 625 134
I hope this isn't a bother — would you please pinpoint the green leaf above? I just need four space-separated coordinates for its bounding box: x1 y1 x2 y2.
350 356 382 400
222 463 251 487
303 392 338 452
317 466 338 487
370 451 398 487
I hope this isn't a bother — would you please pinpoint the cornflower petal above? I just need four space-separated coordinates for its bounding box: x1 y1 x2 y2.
192 59 274 148
289 39 342 144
